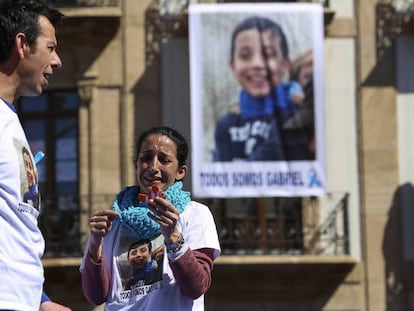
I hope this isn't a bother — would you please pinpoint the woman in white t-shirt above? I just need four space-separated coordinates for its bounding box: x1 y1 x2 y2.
80 126 221 311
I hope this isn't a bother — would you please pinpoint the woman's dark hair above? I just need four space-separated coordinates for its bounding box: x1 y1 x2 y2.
230 16 289 62
133 126 189 167
0 0 64 62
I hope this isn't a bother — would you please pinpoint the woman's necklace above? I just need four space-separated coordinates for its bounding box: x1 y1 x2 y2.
112 181 191 239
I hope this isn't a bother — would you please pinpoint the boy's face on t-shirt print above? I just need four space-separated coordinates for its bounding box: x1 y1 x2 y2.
128 244 151 270
230 29 287 97
23 152 35 187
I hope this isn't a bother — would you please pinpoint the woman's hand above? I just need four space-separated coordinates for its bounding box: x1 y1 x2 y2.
147 196 181 243
88 210 118 262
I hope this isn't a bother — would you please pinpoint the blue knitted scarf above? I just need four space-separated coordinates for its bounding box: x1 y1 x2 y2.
112 181 191 240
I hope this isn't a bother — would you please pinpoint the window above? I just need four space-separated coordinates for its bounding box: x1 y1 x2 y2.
18 91 81 257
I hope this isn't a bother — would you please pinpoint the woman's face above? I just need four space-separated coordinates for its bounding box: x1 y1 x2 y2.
135 134 186 193
230 29 288 97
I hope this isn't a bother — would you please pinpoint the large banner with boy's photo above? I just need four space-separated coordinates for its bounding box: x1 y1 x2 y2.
189 3 325 198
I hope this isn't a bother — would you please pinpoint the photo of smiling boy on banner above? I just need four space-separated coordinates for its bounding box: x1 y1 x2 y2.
189 3 325 198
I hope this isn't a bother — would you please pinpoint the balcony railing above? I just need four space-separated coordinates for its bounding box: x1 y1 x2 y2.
39 194 115 258
212 192 349 256
39 192 349 258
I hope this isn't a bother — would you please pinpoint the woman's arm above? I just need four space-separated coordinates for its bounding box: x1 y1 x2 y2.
40 301 72 311
147 195 219 300
169 248 215 299
82 209 118 305
81 254 110 305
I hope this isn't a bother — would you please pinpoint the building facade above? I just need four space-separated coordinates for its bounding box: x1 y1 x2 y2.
23 0 414 310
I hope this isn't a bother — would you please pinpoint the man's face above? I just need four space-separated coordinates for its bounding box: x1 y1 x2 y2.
128 243 151 270
230 29 288 98
17 15 62 98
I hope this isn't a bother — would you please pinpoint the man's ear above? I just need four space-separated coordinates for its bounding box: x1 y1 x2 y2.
176 165 188 181
15 32 29 59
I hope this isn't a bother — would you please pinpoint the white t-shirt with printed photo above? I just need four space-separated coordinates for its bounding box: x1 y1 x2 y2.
81 200 221 311
0 99 44 311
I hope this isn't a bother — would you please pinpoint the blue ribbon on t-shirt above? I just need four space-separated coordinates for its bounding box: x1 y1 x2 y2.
308 169 322 188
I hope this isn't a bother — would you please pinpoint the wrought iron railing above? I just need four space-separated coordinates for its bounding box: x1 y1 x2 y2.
212 192 349 256
39 192 349 258
39 194 115 258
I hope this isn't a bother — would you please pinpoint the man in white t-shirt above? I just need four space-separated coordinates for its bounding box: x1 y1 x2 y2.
0 0 70 310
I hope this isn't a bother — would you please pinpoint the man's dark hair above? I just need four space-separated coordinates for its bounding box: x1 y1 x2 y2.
0 0 63 62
